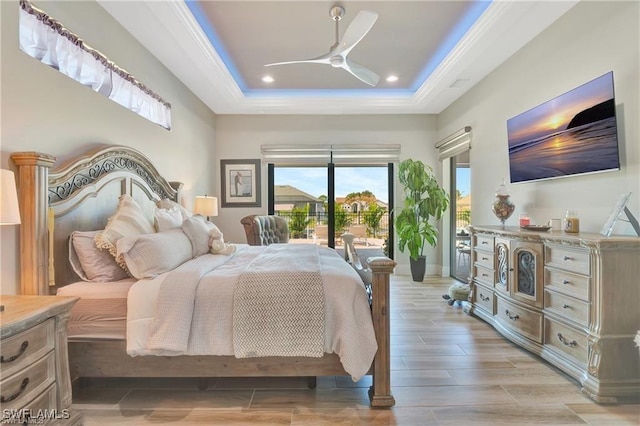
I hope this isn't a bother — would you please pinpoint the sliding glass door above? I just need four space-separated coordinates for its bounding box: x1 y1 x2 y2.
450 152 471 282
268 163 393 259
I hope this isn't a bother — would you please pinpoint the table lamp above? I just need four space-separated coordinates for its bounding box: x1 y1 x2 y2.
194 195 218 221
1 169 22 312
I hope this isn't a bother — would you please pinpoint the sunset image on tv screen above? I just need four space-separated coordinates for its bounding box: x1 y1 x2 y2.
507 71 620 183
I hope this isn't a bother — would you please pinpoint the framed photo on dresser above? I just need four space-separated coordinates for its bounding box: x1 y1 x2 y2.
220 159 261 208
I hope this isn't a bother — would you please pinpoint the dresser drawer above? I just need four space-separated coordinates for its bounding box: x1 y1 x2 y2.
544 290 589 326
473 264 495 286
496 297 543 343
475 235 494 252
475 251 494 270
544 268 589 301
472 283 495 314
1 318 55 379
25 381 57 408
544 318 588 367
545 245 590 275
0 351 56 412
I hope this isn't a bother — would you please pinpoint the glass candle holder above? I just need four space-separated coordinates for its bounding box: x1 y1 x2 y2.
491 180 515 229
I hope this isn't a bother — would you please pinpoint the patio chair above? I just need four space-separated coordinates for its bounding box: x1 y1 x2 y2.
348 224 369 246
314 224 328 245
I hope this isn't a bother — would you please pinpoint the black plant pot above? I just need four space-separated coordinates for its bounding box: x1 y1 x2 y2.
410 256 426 282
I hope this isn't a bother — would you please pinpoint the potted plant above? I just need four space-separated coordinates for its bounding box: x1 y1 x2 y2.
394 159 449 282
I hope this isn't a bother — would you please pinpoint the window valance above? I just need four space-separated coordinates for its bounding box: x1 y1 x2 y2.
19 0 172 130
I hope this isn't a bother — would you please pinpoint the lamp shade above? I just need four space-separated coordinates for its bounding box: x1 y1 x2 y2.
194 195 218 218
1 169 21 225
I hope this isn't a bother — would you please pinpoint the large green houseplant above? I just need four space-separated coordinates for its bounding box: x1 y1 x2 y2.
394 159 449 281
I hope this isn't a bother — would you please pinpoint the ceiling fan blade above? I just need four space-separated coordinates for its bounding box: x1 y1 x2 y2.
343 58 379 87
335 10 378 57
265 52 332 67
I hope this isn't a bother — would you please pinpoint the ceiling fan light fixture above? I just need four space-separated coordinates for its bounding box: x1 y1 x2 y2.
385 75 399 83
329 56 344 68
263 6 379 87
261 75 275 83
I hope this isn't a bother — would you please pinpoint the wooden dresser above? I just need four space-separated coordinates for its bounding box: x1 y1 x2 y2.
467 225 640 403
0 295 82 425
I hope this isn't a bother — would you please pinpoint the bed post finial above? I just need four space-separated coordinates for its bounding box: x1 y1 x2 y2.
11 152 56 295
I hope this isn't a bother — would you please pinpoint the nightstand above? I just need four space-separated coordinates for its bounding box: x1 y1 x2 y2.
1 295 83 425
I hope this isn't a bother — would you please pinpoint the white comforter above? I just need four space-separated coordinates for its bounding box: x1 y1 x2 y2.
126 244 377 380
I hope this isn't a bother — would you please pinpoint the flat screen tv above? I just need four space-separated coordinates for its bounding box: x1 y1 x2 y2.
507 71 620 184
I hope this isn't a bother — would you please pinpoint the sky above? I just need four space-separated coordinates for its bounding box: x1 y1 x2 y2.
275 167 389 203
275 166 471 204
507 72 614 147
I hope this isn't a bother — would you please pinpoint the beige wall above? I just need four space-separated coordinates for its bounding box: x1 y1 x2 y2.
0 1 217 294
214 114 441 276
438 0 639 235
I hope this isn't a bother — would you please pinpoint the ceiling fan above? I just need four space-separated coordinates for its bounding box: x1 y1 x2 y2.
264 6 380 87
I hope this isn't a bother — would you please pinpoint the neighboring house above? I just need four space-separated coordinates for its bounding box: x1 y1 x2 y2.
274 185 323 215
336 197 388 214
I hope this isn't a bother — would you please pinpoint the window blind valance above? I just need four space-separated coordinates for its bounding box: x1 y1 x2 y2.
436 126 472 160
261 144 401 166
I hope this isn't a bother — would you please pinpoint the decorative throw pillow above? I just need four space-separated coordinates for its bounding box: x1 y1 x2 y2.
154 207 183 232
182 215 217 257
95 195 155 270
117 228 193 279
157 198 192 221
69 230 129 282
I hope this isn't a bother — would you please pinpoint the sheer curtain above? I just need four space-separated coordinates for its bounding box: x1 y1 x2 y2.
19 0 172 130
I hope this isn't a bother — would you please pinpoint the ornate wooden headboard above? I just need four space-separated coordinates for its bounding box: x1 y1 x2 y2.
11 145 182 295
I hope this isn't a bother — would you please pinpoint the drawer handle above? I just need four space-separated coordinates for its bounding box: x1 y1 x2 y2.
562 280 570 285
562 304 571 309
482 257 488 261
482 273 489 277
481 241 488 245
479 293 490 302
0 340 29 363
563 256 573 261
557 333 577 347
0 377 29 403
505 309 519 321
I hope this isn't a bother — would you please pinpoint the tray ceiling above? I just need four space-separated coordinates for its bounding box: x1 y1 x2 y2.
98 1 578 115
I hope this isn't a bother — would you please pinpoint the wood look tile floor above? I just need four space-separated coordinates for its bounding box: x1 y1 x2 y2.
75 276 640 425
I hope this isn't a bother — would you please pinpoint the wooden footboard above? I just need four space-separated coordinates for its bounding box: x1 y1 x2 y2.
12 147 396 407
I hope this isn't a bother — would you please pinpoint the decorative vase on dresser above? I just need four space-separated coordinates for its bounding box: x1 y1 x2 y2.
0 295 82 425
466 225 640 403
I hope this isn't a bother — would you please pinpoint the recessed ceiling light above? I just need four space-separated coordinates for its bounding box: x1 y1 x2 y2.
385 75 399 83
262 75 274 83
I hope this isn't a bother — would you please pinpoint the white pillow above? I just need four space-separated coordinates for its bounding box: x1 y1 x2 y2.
157 199 192 221
69 230 129 282
154 207 183 232
95 195 155 270
117 229 193 279
182 215 218 257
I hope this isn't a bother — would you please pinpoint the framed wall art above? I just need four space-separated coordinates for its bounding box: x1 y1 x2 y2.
220 159 261 208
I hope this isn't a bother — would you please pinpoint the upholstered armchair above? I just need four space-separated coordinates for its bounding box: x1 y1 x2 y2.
240 215 290 246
